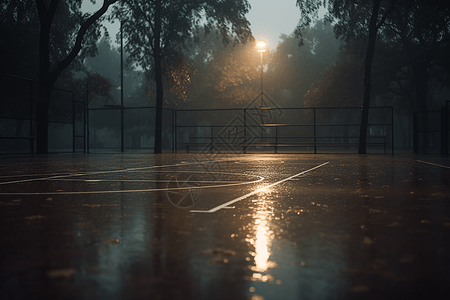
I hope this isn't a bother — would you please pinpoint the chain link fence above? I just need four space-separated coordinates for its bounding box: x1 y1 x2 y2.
175 104 394 154
87 106 174 153
0 73 85 154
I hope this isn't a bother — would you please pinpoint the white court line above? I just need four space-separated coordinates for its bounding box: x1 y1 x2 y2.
0 169 264 195
0 159 233 185
0 171 77 179
417 160 450 169
190 162 330 214
52 179 248 184
0 176 264 195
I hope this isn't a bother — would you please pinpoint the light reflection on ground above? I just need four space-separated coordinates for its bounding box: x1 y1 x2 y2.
246 196 278 283
1 154 450 300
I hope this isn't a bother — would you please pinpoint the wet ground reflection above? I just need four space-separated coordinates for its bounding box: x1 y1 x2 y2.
1 154 450 299
247 196 277 279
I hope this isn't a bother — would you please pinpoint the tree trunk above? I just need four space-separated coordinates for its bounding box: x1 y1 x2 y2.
35 0 116 154
359 0 382 154
153 0 163 154
36 94 50 154
415 62 429 153
36 0 54 154
14 120 24 152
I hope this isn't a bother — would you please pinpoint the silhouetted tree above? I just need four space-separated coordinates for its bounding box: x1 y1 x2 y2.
183 22 339 109
35 0 117 153
182 27 261 109
385 0 450 151
85 36 142 106
298 0 450 152
383 0 450 112
267 20 339 107
304 37 400 106
0 0 40 78
110 0 252 153
296 0 395 153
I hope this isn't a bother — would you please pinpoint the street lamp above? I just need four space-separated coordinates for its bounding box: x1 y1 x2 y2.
256 40 267 143
120 20 125 153
256 40 266 106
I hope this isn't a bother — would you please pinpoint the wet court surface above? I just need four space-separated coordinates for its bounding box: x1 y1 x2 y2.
1 153 449 300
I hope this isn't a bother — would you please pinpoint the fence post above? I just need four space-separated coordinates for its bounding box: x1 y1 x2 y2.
83 97 86 153
244 108 247 154
72 91 76 152
275 126 278 153
174 110 177 153
275 125 278 154
86 80 90 153
442 106 447 155
413 113 418 154
391 107 394 155
314 108 317 154
447 102 449 155
29 79 34 156
171 109 174 153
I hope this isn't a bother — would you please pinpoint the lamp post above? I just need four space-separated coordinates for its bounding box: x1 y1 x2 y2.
256 41 267 143
256 40 266 107
120 20 125 153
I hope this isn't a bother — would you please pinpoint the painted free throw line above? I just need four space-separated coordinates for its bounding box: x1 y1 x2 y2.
190 162 330 214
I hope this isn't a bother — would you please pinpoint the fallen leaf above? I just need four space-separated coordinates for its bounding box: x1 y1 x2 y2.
47 268 77 279
105 239 120 245
24 215 46 220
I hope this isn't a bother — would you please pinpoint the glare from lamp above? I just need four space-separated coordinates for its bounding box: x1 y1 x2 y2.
256 41 266 52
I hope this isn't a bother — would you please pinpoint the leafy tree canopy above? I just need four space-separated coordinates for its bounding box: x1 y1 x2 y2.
110 0 252 74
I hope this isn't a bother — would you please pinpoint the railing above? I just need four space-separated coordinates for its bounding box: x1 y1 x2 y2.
87 106 175 153
175 106 394 154
0 73 35 155
443 101 449 155
185 134 387 154
0 73 87 155
414 110 442 154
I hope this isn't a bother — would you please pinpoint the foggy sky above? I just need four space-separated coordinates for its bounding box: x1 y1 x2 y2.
82 0 305 49
246 0 301 49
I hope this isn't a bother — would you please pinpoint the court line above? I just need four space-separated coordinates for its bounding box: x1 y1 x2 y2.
52 179 248 184
0 159 234 185
0 171 79 179
417 160 450 169
0 175 264 195
50 169 259 184
0 169 264 195
190 162 330 214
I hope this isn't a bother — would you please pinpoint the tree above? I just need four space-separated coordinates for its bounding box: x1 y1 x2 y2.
0 0 40 78
85 36 142 106
111 0 252 153
307 36 402 102
267 20 340 107
298 0 450 153
296 0 395 153
358 0 391 153
386 0 450 111
383 0 450 151
35 0 117 153
182 27 262 109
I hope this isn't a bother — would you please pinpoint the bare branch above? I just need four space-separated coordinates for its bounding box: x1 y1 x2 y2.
50 0 118 84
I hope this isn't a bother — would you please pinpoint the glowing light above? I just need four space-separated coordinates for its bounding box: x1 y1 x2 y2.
244 196 279 283
255 183 274 196
256 41 266 48
253 219 270 272
256 40 266 52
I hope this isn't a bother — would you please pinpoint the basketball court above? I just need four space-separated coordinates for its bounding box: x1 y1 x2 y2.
1 153 449 299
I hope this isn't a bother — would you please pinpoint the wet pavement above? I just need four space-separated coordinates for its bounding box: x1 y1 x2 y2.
1 153 449 300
